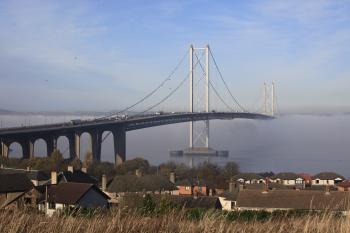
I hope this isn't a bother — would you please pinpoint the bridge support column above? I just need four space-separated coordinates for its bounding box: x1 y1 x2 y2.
1 141 9 158
113 128 126 166
21 140 34 159
68 134 80 159
46 137 57 157
91 131 102 161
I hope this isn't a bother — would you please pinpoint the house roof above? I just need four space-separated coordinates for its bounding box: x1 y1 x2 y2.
0 173 33 193
337 180 350 188
236 189 350 211
0 168 49 181
220 190 239 201
58 170 98 184
175 178 212 187
232 173 264 181
312 172 345 180
107 175 177 193
48 182 109 205
272 172 301 180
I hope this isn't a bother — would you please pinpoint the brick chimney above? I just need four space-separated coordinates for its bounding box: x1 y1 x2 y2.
229 179 235 192
238 184 245 192
102 174 107 192
51 171 57 185
170 172 176 183
67 165 74 173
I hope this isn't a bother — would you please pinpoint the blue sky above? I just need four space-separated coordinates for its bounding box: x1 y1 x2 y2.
0 0 349 113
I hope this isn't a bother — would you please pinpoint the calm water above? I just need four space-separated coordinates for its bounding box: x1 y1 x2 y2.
1 114 350 177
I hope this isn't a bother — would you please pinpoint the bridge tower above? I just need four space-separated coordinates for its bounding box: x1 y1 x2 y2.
263 82 276 116
189 45 210 149
170 44 229 166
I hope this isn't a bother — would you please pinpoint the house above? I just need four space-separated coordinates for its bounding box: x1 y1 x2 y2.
175 178 212 196
219 190 239 211
298 173 312 187
312 172 344 186
270 172 304 187
0 167 49 186
107 173 177 195
336 180 350 191
0 173 33 209
232 173 265 184
236 189 350 213
46 182 110 216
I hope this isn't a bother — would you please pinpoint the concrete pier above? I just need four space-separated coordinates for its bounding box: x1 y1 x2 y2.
113 128 126 166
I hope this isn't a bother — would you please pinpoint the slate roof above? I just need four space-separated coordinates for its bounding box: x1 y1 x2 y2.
236 189 350 211
175 178 212 187
0 173 33 193
271 172 301 180
219 190 239 201
107 175 177 193
312 172 345 180
48 182 109 205
58 170 98 184
232 173 264 181
0 168 49 181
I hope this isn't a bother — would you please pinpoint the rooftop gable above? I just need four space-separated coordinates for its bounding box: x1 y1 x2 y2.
48 182 109 205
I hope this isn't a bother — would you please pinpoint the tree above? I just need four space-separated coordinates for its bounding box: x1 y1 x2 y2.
83 151 93 169
117 157 150 174
222 161 239 179
49 149 64 171
70 157 82 170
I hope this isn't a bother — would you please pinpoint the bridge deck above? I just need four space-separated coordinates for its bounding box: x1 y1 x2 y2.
0 112 272 137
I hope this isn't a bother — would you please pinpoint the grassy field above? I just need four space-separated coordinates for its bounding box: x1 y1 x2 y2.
1 209 350 233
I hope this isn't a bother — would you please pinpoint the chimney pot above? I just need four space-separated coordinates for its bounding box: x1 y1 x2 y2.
229 179 235 193
136 169 142 177
102 174 107 192
51 171 57 185
68 165 74 173
170 172 176 183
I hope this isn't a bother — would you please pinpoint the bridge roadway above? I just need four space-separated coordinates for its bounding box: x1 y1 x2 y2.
0 112 272 166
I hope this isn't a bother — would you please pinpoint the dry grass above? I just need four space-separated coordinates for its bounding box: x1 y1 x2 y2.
1 209 350 233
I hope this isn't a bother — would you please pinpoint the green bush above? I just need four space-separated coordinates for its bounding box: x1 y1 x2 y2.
185 208 207 220
140 194 156 215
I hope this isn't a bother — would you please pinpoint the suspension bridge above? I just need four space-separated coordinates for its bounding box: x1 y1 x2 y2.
0 45 275 166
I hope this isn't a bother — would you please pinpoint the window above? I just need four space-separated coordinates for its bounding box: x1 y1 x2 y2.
316 179 320 184
185 186 190 191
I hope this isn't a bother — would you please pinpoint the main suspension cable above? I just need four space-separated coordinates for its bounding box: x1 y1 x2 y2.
209 48 246 112
97 51 188 120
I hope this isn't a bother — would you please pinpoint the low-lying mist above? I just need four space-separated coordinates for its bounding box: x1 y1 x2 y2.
1 114 350 177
